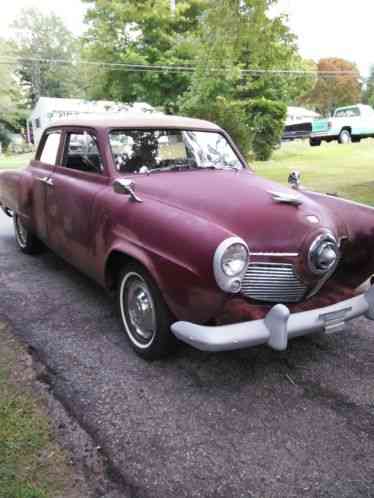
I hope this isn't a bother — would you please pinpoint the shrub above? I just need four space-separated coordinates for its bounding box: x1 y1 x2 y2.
179 94 251 157
245 98 287 161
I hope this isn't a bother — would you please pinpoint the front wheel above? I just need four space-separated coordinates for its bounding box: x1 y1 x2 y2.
14 213 43 254
117 263 177 360
338 129 352 144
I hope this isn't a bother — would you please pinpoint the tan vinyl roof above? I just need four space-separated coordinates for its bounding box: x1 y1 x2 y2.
48 114 221 131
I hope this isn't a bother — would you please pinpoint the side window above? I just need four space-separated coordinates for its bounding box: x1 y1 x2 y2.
39 132 61 165
63 131 103 175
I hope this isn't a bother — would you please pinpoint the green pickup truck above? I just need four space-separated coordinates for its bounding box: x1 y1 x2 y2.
310 104 374 146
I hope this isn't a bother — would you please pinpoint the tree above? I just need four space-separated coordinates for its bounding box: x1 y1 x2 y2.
362 65 374 108
0 39 27 144
81 0 207 107
179 0 296 159
302 58 361 116
10 8 82 105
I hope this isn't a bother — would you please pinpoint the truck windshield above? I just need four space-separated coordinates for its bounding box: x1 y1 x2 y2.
335 108 360 118
109 129 243 174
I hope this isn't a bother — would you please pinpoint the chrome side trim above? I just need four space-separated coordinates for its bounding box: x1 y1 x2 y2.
251 252 299 257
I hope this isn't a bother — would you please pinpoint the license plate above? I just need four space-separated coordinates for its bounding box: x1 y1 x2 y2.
319 307 352 334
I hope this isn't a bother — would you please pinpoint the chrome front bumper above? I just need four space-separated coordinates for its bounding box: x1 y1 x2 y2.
171 286 374 352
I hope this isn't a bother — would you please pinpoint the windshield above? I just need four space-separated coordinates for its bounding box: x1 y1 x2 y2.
109 129 243 174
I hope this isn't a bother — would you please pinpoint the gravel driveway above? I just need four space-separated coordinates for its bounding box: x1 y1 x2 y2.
1 210 374 498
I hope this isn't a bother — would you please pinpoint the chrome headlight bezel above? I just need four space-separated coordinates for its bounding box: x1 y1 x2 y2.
308 233 339 275
213 237 250 293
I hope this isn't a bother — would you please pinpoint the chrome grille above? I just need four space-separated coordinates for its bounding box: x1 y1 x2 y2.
241 262 307 303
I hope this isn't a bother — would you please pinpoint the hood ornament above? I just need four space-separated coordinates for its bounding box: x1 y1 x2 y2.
288 170 301 190
269 191 303 207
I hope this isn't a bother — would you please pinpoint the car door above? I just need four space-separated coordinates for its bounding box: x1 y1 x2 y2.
29 129 62 242
46 127 109 278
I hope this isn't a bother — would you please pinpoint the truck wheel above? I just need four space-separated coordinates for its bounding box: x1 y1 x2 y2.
310 138 321 147
117 263 177 360
338 129 352 144
14 213 43 254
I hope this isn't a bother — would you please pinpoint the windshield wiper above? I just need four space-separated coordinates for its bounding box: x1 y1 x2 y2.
148 159 197 174
199 163 241 172
148 164 193 174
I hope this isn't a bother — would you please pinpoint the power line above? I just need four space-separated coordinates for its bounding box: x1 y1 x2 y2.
0 56 367 79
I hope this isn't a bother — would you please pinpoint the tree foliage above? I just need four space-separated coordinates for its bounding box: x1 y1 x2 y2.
10 8 82 105
302 58 361 116
0 39 27 145
245 98 286 160
363 65 374 108
81 0 207 107
179 0 297 159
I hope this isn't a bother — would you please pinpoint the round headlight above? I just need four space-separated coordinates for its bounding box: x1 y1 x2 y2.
309 233 339 274
222 243 249 277
213 237 249 293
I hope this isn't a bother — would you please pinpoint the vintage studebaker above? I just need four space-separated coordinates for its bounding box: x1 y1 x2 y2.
0 116 374 359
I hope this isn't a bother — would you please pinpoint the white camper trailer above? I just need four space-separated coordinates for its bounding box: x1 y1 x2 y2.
27 98 159 144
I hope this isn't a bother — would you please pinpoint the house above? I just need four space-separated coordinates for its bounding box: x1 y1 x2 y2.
27 97 160 144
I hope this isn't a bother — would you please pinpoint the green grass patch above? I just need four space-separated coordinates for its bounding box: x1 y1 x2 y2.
0 323 81 498
254 139 374 206
0 154 33 170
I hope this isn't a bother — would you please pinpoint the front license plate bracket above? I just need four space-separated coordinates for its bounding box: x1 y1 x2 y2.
319 307 352 335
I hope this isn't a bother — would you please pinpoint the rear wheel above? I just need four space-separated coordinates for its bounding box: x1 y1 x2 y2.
117 263 177 360
14 213 43 254
338 129 352 144
310 138 321 147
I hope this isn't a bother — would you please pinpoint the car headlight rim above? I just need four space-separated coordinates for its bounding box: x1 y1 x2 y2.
308 233 339 275
214 237 250 293
221 242 249 277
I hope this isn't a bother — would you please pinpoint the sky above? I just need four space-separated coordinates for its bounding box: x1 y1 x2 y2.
0 0 87 37
0 0 373 77
275 0 373 77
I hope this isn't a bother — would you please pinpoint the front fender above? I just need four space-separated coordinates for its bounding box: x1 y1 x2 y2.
100 195 233 323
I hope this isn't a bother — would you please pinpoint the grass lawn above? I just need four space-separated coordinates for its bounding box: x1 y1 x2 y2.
0 153 33 170
254 139 374 206
0 322 85 498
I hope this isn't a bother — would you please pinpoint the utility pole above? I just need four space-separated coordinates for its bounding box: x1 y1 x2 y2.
170 0 176 13
31 60 41 104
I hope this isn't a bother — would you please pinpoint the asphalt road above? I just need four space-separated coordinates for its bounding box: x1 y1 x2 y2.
1 210 374 498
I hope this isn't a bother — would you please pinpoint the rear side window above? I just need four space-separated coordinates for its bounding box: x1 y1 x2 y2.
39 132 61 165
62 131 103 175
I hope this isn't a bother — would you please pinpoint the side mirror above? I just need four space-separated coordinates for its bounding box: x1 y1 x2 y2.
113 178 143 203
288 170 301 190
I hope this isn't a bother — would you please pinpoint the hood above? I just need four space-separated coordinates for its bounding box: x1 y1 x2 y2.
134 169 343 253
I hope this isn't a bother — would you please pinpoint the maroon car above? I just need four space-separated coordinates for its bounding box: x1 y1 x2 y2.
1 116 373 359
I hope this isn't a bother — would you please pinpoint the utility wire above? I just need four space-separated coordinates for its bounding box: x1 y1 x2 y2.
0 56 367 79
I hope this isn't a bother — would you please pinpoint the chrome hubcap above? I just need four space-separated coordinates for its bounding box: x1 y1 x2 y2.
121 272 156 347
15 215 28 247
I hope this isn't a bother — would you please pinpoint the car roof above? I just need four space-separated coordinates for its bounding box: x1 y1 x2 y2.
46 114 222 132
